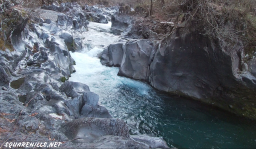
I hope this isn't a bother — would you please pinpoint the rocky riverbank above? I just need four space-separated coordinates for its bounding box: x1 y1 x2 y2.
101 5 256 120
0 1 169 148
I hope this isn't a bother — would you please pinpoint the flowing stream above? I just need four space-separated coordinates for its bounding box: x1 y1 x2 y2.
70 22 256 149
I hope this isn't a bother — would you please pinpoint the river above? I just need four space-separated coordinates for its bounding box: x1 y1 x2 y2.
70 22 256 149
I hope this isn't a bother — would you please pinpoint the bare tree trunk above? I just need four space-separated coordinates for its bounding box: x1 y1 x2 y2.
149 0 153 16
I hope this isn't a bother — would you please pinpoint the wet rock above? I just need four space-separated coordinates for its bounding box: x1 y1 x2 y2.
100 43 124 67
149 29 256 119
86 13 108 24
61 118 130 143
0 65 11 86
118 40 156 81
74 38 83 51
111 15 131 35
44 19 51 24
80 105 112 118
57 14 67 26
41 4 69 12
41 86 66 102
40 32 49 40
248 58 256 78
59 32 74 51
82 92 99 107
18 117 40 133
72 13 89 30
72 19 79 29
131 135 169 148
87 135 150 149
64 96 83 118
60 81 90 98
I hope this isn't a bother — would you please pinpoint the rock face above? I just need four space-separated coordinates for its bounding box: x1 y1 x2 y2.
101 40 157 81
149 28 256 118
100 43 124 67
86 12 108 24
111 15 132 35
118 40 156 81
249 59 256 78
101 27 256 119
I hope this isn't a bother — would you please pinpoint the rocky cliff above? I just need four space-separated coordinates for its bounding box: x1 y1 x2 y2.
101 18 256 120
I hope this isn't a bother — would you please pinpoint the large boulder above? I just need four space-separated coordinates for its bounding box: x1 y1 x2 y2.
86 12 108 24
60 81 90 98
118 40 156 81
57 13 88 30
0 65 11 86
59 32 74 51
41 4 69 12
111 15 132 35
131 135 169 148
61 118 129 143
100 43 124 67
149 28 256 119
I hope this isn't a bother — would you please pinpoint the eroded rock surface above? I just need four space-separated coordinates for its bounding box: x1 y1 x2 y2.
101 22 256 119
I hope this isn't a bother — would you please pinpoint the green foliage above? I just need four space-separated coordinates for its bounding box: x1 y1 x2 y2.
60 77 67 82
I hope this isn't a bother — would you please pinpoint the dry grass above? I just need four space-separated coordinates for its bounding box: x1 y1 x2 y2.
0 38 14 51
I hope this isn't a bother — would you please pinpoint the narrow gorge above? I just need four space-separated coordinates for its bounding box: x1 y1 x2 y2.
0 1 256 149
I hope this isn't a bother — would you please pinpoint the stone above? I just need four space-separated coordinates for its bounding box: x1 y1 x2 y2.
44 19 51 24
248 58 256 77
131 135 169 148
57 14 67 26
81 105 112 118
60 81 90 98
59 32 74 51
82 92 99 107
0 66 11 86
118 40 155 81
64 96 83 118
100 43 124 67
111 15 131 35
61 118 130 143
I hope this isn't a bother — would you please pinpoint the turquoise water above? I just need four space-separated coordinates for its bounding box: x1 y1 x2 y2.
70 50 256 149
70 22 256 149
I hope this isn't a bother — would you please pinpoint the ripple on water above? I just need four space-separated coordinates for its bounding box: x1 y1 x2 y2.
70 22 256 149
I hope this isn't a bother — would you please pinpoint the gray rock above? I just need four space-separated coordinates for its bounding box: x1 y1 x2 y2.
0 66 11 86
81 105 112 118
131 135 169 148
118 40 155 81
18 117 40 133
61 118 130 143
248 58 256 77
82 92 99 107
86 13 108 24
59 32 74 51
57 14 67 26
60 81 90 98
74 38 83 51
100 43 124 67
111 15 131 35
64 96 83 118
41 4 69 12
39 32 49 40
148 29 256 118
72 19 79 29
44 19 51 24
